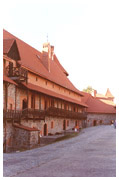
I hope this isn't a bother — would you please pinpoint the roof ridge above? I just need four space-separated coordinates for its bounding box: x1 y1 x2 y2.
3 29 83 96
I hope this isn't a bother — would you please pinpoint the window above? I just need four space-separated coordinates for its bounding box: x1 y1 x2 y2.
45 81 47 85
73 107 76 112
75 120 78 126
51 99 54 107
36 77 38 81
10 104 12 110
31 95 35 108
51 121 54 129
64 104 66 110
67 120 69 126
9 62 13 76
44 100 47 110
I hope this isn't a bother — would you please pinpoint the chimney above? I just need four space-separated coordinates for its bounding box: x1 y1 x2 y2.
51 45 54 61
42 42 52 72
94 90 97 97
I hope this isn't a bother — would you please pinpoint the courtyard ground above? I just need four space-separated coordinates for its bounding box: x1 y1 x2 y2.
3 125 116 177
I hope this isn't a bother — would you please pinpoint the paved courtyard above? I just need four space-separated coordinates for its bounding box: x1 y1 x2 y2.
3 125 116 177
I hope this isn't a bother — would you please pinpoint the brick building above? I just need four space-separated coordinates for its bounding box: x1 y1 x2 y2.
3 30 87 152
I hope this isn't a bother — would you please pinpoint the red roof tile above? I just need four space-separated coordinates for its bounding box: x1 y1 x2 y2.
3 75 17 85
13 123 39 131
22 82 88 107
3 29 83 96
81 91 116 114
54 54 69 76
3 39 15 54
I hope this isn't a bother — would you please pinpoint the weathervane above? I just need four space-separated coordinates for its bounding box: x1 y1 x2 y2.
47 33 48 42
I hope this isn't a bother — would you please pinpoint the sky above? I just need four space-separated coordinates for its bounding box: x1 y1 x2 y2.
0 0 119 177
1 0 119 100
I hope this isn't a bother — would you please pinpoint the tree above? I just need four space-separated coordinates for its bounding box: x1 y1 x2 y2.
83 86 93 94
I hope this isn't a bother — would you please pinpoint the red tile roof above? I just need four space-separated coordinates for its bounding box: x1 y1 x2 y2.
81 91 116 114
22 82 88 107
3 29 83 96
13 123 39 131
54 54 69 76
3 39 15 54
3 75 17 85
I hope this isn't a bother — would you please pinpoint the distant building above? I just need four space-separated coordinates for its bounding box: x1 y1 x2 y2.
3 30 87 152
82 89 116 127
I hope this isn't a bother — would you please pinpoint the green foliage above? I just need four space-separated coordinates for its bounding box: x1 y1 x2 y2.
83 86 93 94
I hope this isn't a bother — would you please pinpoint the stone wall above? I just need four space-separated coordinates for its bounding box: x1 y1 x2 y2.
87 113 116 127
3 121 15 153
3 83 6 109
3 121 39 152
13 127 39 151
16 88 27 110
7 84 15 110
21 117 83 136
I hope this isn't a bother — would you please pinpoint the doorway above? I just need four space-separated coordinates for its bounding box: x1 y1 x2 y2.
22 99 27 110
63 120 66 130
93 120 97 126
44 123 47 136
100 120 103 125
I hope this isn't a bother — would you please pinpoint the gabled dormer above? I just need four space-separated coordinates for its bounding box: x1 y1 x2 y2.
3 39 20 61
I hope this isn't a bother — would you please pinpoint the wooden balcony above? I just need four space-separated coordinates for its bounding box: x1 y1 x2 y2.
46 107 87 119
3 107 87 121
6 66 28 83
3 109 22 122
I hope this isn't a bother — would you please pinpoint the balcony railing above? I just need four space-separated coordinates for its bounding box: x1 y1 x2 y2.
3 107 87 121
6 66 28 82
46 107 87 119
3 109 22 122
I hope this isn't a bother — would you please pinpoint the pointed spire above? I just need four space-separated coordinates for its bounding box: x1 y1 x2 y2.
105 88 114 98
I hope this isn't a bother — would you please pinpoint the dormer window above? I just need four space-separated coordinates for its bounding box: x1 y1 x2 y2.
36 54 40 59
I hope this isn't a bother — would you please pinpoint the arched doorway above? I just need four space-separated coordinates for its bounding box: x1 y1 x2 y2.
22 99 27 110
93 120 97 126
44 123 47 136
63 120 66 130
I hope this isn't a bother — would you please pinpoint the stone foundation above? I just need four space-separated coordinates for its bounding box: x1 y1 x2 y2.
3 121 15 153
21 117 84 136
3 121 39 152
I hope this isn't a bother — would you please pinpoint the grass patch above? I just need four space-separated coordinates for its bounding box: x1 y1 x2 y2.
54 132 80 142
